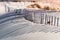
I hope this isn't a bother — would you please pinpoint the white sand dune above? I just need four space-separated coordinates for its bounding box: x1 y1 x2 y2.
0 15 60 40
0 2 60 40
1 32 60 40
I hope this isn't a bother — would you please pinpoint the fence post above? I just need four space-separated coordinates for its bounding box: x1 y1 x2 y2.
33 11 35 23
51 16 53 25
44 13 47 24
54 17 56 26
57 17 59 26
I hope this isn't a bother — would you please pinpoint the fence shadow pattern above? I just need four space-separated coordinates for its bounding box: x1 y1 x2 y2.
24 9 59 27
